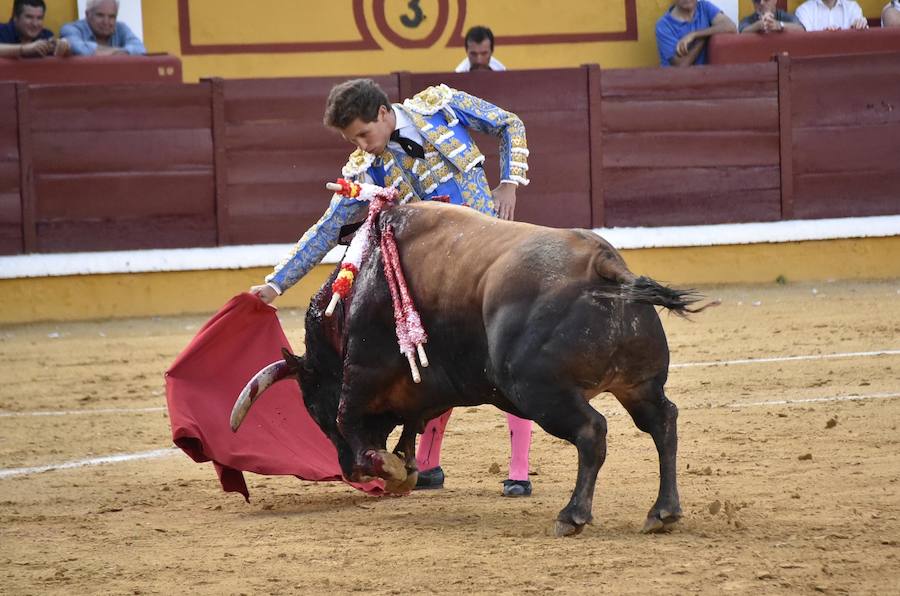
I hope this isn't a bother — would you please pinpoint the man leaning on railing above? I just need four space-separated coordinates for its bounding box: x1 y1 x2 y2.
0 0 70 58
739 0 805 33
60 0 145 56
656 0 737 67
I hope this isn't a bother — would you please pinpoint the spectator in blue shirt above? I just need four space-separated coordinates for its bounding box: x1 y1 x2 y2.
656 0 736 67
61 0 145 56
0 0 70 58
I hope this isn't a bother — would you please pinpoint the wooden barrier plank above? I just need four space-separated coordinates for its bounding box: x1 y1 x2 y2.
793 124 900 174
709 28 900 65
791 52 900 129
409 69 590 112
794 171 900 219
777 53 794 220
36 216 216 253
587 64 604 228
0 84 20 255
225 182 333 216
31 130 214 173
225 121 341 151
34 172 214 219
28 85 211 131
0 161 19 187
226 214 328 246
0 191 19 221
601 63 777 100
28 104 213 133
602 131 779 168
0 54 183 85
604 188 782 227
515 191 591 228
602 96 778 132
225 149 346 185
223 76 399 122
15 83 35 253
209 78 228 246
603 165 780 199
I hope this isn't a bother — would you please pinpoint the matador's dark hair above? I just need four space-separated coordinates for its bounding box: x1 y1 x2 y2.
323 78 391 129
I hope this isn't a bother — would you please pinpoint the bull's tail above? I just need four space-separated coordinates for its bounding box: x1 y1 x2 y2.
588 237 715 317
615 276 714 318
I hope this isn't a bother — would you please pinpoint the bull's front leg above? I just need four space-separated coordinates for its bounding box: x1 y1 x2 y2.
336 371 409 492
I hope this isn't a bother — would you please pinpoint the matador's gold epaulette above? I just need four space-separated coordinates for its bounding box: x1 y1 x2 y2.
341 148 376 180
402 84 456 116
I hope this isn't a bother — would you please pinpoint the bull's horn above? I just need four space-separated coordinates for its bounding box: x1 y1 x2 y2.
230 360 292 431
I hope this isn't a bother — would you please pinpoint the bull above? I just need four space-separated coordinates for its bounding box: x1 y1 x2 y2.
232 200 704 536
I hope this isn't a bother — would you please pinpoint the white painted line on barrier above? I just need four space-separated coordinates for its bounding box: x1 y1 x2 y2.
0 406 166 418
0 448 179 479
671 349 900 369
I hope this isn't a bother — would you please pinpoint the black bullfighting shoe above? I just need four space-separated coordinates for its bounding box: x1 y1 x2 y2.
414 466 445 490
502 479 533 497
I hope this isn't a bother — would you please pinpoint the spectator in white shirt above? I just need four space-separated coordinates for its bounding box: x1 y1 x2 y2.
795 0 868 31
883 1 900 26
454 26 506 72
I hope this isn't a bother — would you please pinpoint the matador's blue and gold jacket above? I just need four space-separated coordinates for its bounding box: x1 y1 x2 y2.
266 84 530 293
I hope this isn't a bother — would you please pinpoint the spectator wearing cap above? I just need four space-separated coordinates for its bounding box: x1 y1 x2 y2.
0 0 70 58
740 0 805 33
61 0 145 56
455 25 506 72
883 1 900 26
656 0 736 67
795 0 868 31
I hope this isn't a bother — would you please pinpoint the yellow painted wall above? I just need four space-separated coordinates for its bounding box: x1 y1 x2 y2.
2 236 898 324
2 0 887 82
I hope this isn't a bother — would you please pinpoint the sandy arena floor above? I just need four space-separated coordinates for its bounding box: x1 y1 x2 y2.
1 280 899 595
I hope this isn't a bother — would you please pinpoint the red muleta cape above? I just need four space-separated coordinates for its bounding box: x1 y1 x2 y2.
165 293 384 499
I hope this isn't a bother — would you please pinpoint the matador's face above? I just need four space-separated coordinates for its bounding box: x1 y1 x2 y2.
339 105 394 155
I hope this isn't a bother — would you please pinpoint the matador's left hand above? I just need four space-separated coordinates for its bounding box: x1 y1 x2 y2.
492 182 517 221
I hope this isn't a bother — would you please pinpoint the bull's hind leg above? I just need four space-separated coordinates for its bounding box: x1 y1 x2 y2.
515 386 608 537
612 378 682 533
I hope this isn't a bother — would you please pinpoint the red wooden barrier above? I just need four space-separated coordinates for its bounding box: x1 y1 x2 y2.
1 56 897 257
600 63 782 227
25 82 215 252
0 83 21 255
788 52 900 219
0 54 183 85
218 75 398 246
407 68 594 229
708 28 900 65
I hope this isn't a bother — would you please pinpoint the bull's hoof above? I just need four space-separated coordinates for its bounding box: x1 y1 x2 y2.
641 509 682 534
554 520 585 538
367 449 408 483
385 470 418 494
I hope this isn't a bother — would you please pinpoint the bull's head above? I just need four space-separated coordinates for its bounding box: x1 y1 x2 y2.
230 347 356 478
